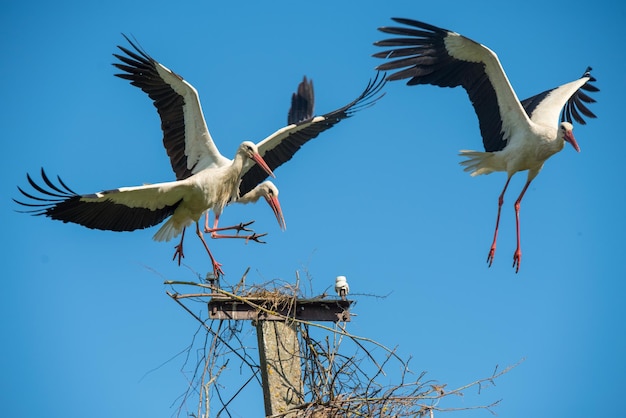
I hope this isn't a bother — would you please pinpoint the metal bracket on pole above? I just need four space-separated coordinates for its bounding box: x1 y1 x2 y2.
208 296 352 416
208 297 352 322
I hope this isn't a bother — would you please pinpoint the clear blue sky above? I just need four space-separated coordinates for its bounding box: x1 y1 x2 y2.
2 0 624 416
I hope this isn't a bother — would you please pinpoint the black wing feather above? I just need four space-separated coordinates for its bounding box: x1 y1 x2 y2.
14 169 180 232
238 73 386 196
113 35 192 180
374 18 507 152
560 68 598 125
521 67 599 125
288 76 315 125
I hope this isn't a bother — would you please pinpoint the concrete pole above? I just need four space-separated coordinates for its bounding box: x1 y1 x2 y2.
256 320 303 417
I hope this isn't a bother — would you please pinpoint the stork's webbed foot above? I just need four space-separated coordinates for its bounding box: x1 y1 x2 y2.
486 246 496 267
212 260 225 278
245 232 268 244
173 243 185 266
512 249 521 273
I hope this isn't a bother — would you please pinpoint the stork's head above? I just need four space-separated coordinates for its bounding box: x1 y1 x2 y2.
236 181 285 230
259 181 286 231
560 122 580 152
239 141 276 178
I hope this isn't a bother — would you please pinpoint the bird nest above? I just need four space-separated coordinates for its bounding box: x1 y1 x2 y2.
165 271 518 418
239 282 300 316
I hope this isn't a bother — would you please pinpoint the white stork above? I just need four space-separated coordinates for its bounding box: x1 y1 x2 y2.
373 18 598 272
231 181 285 230
201 76 314 234
15 142 275 277
334 275 349 300
198 76 314 235
112 36 384 264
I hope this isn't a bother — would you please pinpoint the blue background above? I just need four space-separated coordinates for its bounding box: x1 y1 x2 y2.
2 0 624 416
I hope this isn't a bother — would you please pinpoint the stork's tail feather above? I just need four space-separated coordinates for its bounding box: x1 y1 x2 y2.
152 217 189 242
459 150 496 176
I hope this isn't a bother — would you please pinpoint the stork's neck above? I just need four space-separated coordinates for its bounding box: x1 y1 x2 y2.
220 148 253 202
535 126 566 161
229 149 249 176
237 187 262 204
553 129 567 153
549 132 566 153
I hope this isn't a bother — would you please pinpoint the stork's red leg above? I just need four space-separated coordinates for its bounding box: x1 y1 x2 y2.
195 222 224 277
512 180 532 273
488 176 512 267
206 221 256 235
172 227 186 266
204 211 210 233
205 214 262 241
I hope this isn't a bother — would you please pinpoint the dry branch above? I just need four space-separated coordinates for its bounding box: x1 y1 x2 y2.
165 271 521 417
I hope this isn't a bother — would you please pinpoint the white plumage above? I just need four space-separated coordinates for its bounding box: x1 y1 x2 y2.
15 141 275 276
15 35 384 275
112 37 383 263
335 275 350 299
231 181 285 231
374 18 598 272
113 36 385 198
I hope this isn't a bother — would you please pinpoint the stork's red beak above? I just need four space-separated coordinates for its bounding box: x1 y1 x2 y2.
264 194 286 231
564 130 581 152
251 153 276 178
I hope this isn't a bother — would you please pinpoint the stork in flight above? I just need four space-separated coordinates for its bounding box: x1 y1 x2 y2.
112 36 384 196
15 36 384 275
200 76 314 235
15 141 275 277
111 35 384 260
373 18 598 272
